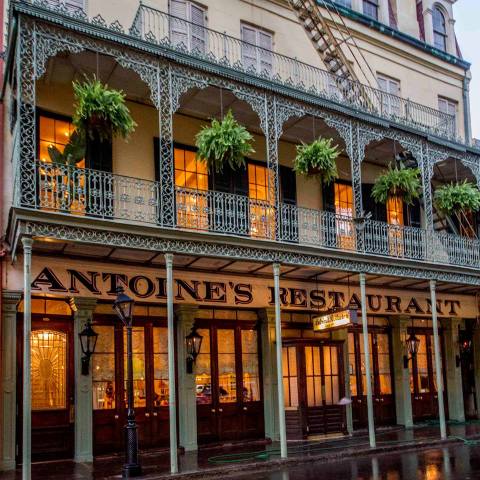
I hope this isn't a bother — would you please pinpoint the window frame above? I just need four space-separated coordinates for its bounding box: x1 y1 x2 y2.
240 22 274 74
433 6 447 52
169 0 208 52
438 96 457 136
377 73 401 117
362 0 379 20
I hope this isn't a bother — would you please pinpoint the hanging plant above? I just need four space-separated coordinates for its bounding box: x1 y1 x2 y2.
47 130 85 166
293 138 340 184
72 76 137 142
434 180 480 216
371 164 421 205
195 110 255 173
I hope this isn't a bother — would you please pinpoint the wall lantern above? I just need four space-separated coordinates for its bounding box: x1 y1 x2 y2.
113 289 135 327
78 320 99 375
456 338 472 368
185 326 203 374
403 332 421 369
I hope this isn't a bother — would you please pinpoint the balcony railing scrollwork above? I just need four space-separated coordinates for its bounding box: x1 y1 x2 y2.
25 161 480 270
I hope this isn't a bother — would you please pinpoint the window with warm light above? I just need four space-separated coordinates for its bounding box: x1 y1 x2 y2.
387 196 404 256
123 327 146 408
174 146 209 230
248 163 275 239
282 346 299 408
334 182 354 249
92 326 116 410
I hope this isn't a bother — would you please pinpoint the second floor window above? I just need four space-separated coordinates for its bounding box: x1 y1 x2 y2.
377 74 401 117
169 0 207 53
438 97 457 136
363 0 378 20
433 7 447 52
46 0 85 12
241 24 273 74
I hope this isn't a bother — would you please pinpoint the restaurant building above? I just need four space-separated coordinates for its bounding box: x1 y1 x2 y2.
1 0 480 474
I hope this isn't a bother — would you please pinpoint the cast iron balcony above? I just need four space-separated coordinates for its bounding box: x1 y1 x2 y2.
28 160 480 270
130 4 458 142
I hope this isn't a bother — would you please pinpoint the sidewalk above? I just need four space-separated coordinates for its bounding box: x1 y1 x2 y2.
2 422 480 480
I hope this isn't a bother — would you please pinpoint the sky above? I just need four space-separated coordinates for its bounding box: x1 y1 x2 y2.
453 0 480 139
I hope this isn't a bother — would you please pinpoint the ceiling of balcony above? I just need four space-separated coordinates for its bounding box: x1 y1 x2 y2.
29 237 479 295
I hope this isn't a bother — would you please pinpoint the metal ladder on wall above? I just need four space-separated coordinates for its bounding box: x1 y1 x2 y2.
288 0 377 107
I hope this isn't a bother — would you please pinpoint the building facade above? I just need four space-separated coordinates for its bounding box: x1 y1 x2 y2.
1 0 480 472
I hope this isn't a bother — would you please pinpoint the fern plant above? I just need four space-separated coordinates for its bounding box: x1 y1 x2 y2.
195 110 255 173
434 180 480 216
371 164 421 205
293 138 340 185
72 77 137 142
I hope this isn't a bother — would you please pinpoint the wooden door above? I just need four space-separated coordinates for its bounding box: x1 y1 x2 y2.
196 323 264 445
17 317 74 461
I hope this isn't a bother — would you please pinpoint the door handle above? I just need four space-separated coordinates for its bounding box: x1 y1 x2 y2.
211 409 216 413
218 408 223 412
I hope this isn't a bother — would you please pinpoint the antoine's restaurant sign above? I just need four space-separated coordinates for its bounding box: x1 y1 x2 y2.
8 258 476 318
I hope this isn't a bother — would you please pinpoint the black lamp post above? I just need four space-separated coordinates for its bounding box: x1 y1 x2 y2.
113 289 142 478
78 320 98 375
185 326 203 374
403 332 421 369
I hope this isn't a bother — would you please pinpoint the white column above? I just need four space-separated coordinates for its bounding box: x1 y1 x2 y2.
72 298 97 462
273 263 287 458
430 280 447 439
22 237 33 480
360 273 375 448
0 291 22 471
165 253 178 473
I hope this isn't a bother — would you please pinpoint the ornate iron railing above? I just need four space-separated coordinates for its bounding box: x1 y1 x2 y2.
130 4 458 141
28 161 480 270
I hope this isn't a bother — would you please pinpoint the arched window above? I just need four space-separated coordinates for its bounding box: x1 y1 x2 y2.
433 6 447 52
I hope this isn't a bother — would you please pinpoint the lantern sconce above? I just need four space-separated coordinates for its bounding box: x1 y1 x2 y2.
78 320 99 375
403 332 421 369
457 338 472 368
185 326 203 374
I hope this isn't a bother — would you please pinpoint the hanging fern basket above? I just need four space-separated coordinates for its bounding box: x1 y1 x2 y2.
371 165 421 205
195 110 255 173
293 138 340 185
434 180 480 217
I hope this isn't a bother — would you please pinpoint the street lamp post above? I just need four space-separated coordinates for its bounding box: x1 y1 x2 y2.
113 289 142 478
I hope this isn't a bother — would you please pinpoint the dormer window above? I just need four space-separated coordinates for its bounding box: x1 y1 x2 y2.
433 6 447 52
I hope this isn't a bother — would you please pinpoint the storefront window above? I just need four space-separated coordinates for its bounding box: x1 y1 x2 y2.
324 346 340 405
348 332 357 396
334 182 354 249
282 346 299 408
241 330 260 402
92 326 116 410
413 334 430 394
217 329 237 403
153 327 169 406
248 163 275 239
376 333 392 395
175 146 209 229
123 327 146 408
359 333 374 394
305 346 322 407
196 328 212 404
31 330 67 410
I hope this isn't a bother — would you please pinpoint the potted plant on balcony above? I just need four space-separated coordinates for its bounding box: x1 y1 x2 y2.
371 164 421 205
434 180 480 217
293 137 340 184
195 109 255 173
72 76 137 167
47 130 86 166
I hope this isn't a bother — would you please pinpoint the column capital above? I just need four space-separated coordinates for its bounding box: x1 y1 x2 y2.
2 291 22 311
442 317 463 331
70 297 97 313
390 315 411 329
258 307 276 324
175 304 199 325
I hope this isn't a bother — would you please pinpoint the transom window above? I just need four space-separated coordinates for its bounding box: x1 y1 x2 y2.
433 7 447 52
363 0 378 20
241 23 273 74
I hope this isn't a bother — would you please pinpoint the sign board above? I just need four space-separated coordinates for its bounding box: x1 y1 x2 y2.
313 309 358 332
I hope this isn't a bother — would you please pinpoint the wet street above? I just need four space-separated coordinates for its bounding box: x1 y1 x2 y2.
235 445 480 480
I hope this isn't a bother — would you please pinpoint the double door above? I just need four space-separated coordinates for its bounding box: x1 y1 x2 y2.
92 318 170 454
17 317 74 462
282 342 346 438
409 331 447 420
195 323 264 444
349 330 395 428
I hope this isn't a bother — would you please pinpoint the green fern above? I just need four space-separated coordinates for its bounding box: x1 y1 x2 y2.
195 110 255 173
434 180 480 216
72 76 137 142
293 138 340 185
371 164 421 205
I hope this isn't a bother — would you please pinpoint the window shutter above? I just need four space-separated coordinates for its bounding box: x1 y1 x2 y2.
241 25 258 71
170 0 188 47
258 31 273 73
190 3 206 53
280 166 297 205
